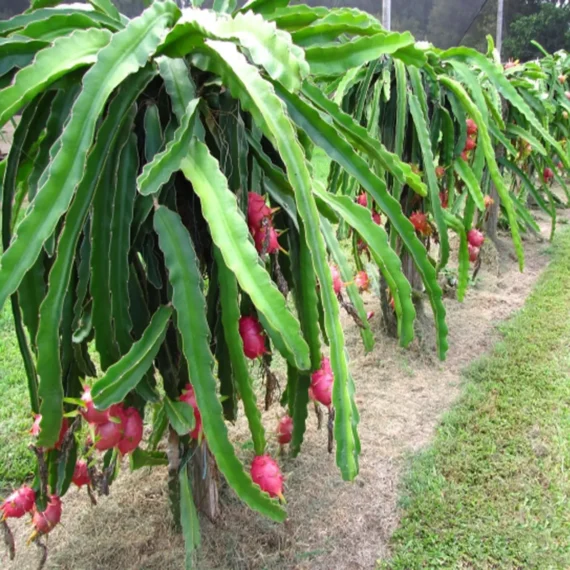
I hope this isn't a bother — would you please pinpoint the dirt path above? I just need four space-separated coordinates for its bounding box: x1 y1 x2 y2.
2 212 561 570
0 121 15 156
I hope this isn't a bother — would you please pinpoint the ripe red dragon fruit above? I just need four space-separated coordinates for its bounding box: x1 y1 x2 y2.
239 316 266 359
439 191 449 209
80 386 109 425
356 192 368 207
1 486 35 520
72 461 90 488
310 356 333 407
354 270 369 292
94 404 125 452
372 211 381 225
247 192 272 229
30 415 41 437
31 415 68 450
464 137 476 151
253 225 280 254
543 167 554 182
117 407 143 455
30 495 61 539
467 229 485 248
466 119 478 136
330 264 343 294
250 455 284 500
435 166 445 179
468 244 480 263
276 415 293 445
409 211 430 236
180 384 202 440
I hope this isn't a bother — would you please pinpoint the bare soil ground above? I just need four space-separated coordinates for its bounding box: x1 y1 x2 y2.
0 120 15 155
3 210 561 570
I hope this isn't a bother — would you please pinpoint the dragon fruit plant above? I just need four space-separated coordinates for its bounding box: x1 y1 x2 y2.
0 0 443 564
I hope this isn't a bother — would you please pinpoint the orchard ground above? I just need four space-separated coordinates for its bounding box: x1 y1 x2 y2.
1 127 570 568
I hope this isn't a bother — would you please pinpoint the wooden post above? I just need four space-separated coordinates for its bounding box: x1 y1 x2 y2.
496 0 504 57
484 100 509 243
191 441 220 522
168 430 220 526
167 428 181 529
382 0 391 31
379 272 397 338
484 184 500 243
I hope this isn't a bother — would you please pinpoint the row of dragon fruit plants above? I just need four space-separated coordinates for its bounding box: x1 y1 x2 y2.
0 0 568 566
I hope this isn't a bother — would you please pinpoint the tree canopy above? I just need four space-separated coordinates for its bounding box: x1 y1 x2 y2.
504 2 570 60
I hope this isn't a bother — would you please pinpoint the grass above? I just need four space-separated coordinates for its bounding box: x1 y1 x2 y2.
0 303 35 492
380 229 570 570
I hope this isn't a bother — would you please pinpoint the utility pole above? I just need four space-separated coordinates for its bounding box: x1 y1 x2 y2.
486 0 506 243
382 0 391 31
496 0 504 59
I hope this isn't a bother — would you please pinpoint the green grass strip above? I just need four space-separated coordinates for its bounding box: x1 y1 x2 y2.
381 229 570 570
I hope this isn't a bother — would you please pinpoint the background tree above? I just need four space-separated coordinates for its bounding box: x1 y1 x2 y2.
503 2 570 60
392 0 435 41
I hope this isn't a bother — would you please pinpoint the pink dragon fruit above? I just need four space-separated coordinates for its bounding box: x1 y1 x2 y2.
356 192 368 207
354 270 369 292
311 356 334 407
29 495 61 540
94 404 125 452
247 192 272 229
253 225 280 254
1 486 35 520
467 229 485 248
276 415 293 445
117 407 143 455
330 264 343 294
80 386 109 425
180 384 202 440
239 316 266 359
72 461 90 488
468 244 480 263
250 455 284 500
